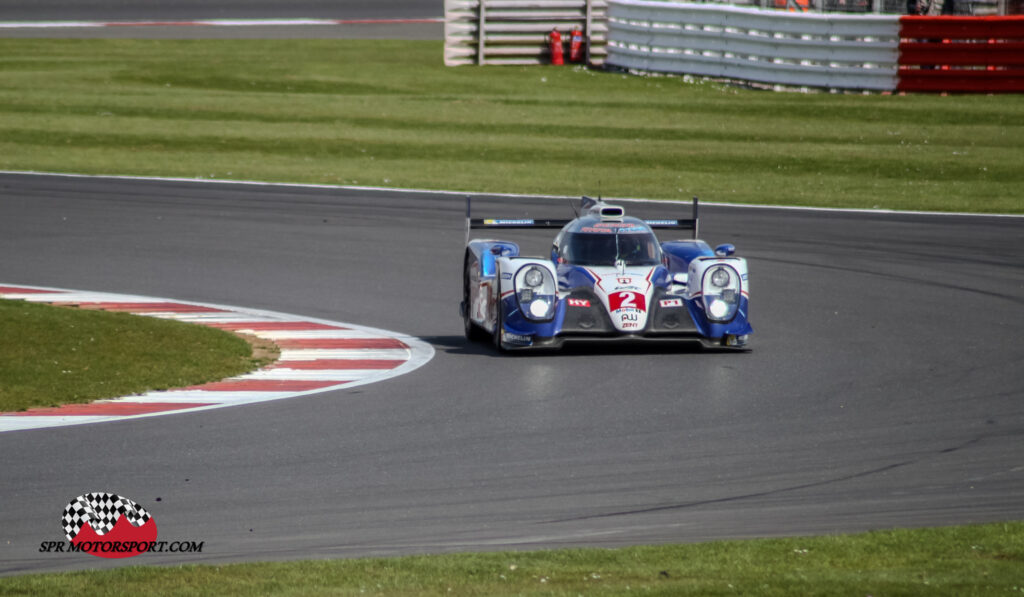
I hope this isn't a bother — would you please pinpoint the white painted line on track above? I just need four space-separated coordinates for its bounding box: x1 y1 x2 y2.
118 391 296 404
12 292 169 303
0 18 443 29
146 314 283 323
0 283 434 433
0 416 116 432
2 170 1020 219
234 370 376 381
249 330 390 340
277 349 414 360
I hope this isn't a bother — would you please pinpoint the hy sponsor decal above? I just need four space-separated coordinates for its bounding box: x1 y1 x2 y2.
40 493 203 558
567 298 591 308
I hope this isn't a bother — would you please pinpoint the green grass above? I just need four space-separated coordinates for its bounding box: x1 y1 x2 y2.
0 300 270 412
0 39 1022 213
1 523 1022 596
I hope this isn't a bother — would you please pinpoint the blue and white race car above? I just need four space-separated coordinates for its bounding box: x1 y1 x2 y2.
460 196 752 351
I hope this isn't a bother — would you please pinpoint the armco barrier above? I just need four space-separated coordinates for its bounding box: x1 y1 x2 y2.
446 0 1024 93
605 0 1023 92
606 0 900 90
445 0 608 65
898 16 1024 92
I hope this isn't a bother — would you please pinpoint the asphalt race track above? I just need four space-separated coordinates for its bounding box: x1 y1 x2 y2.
0 172 1021 574
0 0 443 40
0 0 442 21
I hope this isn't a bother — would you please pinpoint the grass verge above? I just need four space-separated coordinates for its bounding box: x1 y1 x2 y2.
0 39 1022 213
1 522 1022 596
0 299 274 412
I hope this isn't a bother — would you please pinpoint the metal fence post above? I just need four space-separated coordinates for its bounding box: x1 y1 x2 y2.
477 0 487 65
586 0 593 64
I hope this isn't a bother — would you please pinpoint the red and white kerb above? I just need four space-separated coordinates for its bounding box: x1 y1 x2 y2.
0 284 433 433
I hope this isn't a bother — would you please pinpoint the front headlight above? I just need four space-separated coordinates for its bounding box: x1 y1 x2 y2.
702 265 741 322
528 298 553 318
708 298 730 319
515 265 556 321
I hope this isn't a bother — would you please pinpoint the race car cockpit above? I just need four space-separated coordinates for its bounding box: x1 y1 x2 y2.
556 218 663 267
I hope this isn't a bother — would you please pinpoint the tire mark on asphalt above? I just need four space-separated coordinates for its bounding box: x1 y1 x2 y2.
545 435 992 523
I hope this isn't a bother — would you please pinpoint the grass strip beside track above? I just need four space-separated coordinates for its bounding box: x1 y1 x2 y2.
1 523 1022 596
0 40 1021 213
0 300 272 412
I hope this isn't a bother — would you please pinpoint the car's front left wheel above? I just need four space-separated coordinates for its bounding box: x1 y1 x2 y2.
491 266 506 352
463 255 487 342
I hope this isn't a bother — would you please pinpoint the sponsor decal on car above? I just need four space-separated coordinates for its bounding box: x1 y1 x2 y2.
591 222 646 229
503 332 533 346
660 298 684 308
579 224 647 234
484 219 534 226
567 298 591 308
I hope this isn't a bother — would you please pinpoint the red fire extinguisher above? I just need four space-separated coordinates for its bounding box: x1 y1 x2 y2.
548 29 564 65
568 27 584 63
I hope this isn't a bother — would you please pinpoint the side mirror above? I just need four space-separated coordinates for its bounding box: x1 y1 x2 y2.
715 244 736 257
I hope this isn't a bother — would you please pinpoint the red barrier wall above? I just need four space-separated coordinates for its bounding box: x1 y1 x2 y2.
898 16 1024 93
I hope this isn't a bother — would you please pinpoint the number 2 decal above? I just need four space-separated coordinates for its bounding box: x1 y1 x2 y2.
610 291 646 312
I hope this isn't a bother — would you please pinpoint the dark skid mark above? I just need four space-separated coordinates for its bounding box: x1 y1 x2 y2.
547 436 989 524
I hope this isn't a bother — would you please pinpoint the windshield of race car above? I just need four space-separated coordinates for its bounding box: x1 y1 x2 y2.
561 230 662 266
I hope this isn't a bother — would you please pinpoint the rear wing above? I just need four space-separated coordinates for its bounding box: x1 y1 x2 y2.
466 196 699 240
466 196 571 230
643 196 699 239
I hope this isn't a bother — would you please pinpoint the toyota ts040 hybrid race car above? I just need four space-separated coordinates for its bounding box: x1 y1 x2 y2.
460 196 752 351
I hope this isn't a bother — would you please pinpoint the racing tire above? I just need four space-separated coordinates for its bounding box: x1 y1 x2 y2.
463 306 484 342
463 253 487 342
491 266 506 352
492 303 506 352
464 302 487 343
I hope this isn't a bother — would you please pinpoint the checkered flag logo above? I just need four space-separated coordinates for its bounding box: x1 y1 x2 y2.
62 493 152 542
